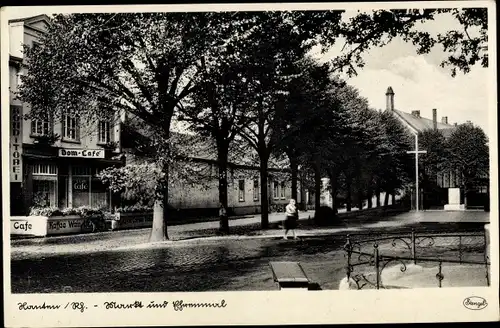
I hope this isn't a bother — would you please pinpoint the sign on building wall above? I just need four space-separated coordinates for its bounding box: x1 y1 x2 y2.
59 148 105 158
73 178 89 191
10 105 23 182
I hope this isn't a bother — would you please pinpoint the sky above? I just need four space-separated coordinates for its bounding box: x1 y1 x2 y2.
5 6 493 137
312 10 491 137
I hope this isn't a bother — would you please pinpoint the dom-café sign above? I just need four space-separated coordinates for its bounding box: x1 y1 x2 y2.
59 148 104 158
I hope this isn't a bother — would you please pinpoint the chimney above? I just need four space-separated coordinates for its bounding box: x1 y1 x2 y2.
441 116 448 124
411 110 420 118
432 108 437 130
385 86 394 111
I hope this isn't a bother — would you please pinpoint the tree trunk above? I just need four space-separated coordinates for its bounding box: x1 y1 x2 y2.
367 187 373 209
290 156 298 202
328 170 338 212
150 162 169 242
346 178 352 212
375 182 381 208
149 101 173 242
299 172 306 211
355 174 363 210
384 191 390 207
314 162 321 214
259 154 270 229
217 140 230 233
391 192 396 206
463 183 469 209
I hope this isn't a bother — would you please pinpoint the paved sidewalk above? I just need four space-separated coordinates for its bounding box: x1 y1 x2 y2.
171 210 310 232
10 209 489 259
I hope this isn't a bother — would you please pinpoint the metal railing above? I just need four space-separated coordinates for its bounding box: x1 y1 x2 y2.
343 228 490 289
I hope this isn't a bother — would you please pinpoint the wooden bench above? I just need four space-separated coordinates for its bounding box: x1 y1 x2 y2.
269 261 310 290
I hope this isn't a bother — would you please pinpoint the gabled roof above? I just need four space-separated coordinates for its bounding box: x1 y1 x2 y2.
9 14 50 24
121 114 290 171
9 14 51 33
392 109 456 137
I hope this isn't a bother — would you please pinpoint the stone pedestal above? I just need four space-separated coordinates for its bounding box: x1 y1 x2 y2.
444 188 465 211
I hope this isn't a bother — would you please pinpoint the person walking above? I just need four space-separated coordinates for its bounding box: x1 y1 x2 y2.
283 198 299 240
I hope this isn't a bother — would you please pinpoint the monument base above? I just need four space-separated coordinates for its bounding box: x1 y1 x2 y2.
444 204 466 211
444 188 465 211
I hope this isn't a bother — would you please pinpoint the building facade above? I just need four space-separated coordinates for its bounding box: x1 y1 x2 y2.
385 86 488 209
122 119 304 217
9 15 123 215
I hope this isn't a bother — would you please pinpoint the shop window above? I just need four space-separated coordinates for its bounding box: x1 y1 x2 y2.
238 179 245 202
62 110 80 141
253 178 259 201
70 166 110 209
72 176 90 208
91 178 109 208
33 180 56 207
280 181 286 199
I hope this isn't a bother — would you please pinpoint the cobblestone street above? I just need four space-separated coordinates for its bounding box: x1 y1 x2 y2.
10 210 489 293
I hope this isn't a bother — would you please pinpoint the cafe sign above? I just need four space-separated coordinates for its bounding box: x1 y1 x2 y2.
59 148 104 158
73 178 89 191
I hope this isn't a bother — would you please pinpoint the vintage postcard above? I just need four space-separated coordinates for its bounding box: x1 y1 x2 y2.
2 1 498 326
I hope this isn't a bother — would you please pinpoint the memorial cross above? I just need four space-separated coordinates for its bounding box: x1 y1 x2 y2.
407 134 427 212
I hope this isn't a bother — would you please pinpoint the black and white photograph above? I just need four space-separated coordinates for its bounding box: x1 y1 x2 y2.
2 1 498 326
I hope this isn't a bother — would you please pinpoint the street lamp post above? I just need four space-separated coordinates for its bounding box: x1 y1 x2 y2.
407 133 427 212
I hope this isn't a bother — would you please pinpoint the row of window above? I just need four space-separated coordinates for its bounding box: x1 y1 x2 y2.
30 111 112 144
32 176 110 209
237 179 287 202
32 163 103 177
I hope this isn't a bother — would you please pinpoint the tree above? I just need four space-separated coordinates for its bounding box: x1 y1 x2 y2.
177 18 258 233
317 8 488 77
18 9 489 237
272 58 344 211
329 85 384 211
418 129 448 207
233 13 330 229
436 8 488 77
445 123 489 207
376 110 413 206
17 13 230 242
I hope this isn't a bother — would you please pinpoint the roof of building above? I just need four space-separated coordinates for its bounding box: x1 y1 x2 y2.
393 109 456 134
384 86 457 137
388 109 456 138
9 14 51 24
121 114 289 171
9 14 51 34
